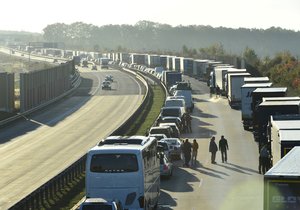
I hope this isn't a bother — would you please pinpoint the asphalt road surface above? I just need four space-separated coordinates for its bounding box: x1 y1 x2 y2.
158 76 263 210
0 66 144 209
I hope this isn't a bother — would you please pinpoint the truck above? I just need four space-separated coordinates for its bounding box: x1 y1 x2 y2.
224 68 247 94
244 77 269 84
73 55 81 66
227 72 251 108
174 89 194 112
241 82 273 130
82 60 88 67
253 100 300 146
213 66 234 95
264 146 300 210
100 57 110 69
268 114 300 165
161 71 182 89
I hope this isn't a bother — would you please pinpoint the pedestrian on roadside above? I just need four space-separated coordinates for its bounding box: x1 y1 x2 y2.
209 136 218 164
219 135 229 163
259 144 270 174
183 139 192 167
216 85 221 98
186 112 192 133
191 139 199 165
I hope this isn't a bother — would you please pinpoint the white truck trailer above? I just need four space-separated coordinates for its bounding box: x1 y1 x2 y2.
241 83 272 130
227 72 251 108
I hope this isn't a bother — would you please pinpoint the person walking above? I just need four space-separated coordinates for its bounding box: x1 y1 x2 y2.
183 139 192 167
191 139 199 165
209 136 218 164
219 135 229 163
259 144 271 174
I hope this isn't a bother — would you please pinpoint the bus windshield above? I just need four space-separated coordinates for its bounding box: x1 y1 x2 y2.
90 154 138 173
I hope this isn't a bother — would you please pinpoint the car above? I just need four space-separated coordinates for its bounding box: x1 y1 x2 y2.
159 116 182 131
161 138 182 160
79 198 123 210
149 126 173 138
159 153 173 178
102 81 111 90
105 75 114 82
92 65 97 70
158 140 172 158
159 106 185 121
159 123 180 138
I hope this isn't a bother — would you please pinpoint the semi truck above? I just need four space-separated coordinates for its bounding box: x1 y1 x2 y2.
264 146 300 210
213 66 234 95
268 114 300 165
244 77 269 84
100 57 110 69
253 100 300 146
241 82 273 130
227 72 251 108
161 71 182 89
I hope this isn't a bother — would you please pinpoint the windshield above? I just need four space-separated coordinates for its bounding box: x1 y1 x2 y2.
165 100 184 107
82 204 113 210
90 154 138 173
161 108 180 117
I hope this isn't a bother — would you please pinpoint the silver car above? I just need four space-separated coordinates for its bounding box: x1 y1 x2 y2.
159 153 173 178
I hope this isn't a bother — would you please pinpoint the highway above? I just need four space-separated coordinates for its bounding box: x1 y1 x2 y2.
0 66 144 209
158 76 263 210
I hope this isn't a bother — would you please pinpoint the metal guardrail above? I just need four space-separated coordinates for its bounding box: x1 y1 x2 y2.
8 66 150 210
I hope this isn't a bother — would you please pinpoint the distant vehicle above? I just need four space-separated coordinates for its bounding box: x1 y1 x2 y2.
164 98 186 111
85 136 160 209
92 65 97 70
174 90 194 112
159 116 182 131
79 198 123 210
73 55 81 66
159 153 173 178
100 57 110 69
82 60 89 67
159 122 180 138
160 106 185 121
105 75 114 82
102 81 111 90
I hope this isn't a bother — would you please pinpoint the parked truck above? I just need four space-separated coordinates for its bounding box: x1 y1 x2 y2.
244 77 269 84
268 114 300 165
264 146 300 210
100 57 110 69
213 66 234 95
241 82 273 130
253 100 300 147
161 71 182 89
227 72 251 108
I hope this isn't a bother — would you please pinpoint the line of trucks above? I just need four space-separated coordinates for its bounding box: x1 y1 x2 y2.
209 65 300 210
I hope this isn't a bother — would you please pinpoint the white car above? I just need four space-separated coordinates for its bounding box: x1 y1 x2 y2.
161 138 182 160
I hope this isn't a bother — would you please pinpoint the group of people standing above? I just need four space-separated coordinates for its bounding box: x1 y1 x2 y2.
209 135 229 164
181 139 199 167
180 135 229 167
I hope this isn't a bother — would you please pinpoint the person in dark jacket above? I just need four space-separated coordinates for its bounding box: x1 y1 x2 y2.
183 139 192 167
209 136 218 164
219 135 229 163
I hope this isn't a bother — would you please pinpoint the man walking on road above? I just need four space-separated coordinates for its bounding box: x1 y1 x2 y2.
191 139 199 165
209 136 218 164
183 139 192 167
219 135 229 163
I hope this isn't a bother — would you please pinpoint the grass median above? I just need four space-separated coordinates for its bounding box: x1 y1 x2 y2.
43 80 165 210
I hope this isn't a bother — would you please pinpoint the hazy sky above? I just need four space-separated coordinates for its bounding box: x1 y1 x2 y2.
1 0 300 33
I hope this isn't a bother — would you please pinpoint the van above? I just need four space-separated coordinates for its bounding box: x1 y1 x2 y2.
164 98 186 110
160 106 185 120
174 90 194 112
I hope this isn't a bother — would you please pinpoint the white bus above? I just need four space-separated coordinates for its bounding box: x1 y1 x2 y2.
86 136 160 210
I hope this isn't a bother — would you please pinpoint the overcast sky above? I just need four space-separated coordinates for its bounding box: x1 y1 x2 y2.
1 0 300 33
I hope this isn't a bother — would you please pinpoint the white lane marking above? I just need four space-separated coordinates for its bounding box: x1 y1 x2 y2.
199 178 203 188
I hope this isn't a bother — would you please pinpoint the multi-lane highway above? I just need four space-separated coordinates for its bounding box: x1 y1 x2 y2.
158 76 263 210
0 66 144 209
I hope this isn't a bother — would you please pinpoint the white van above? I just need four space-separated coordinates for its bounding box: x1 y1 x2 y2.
174 90 194 112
